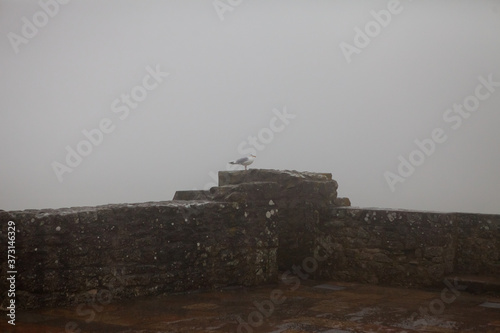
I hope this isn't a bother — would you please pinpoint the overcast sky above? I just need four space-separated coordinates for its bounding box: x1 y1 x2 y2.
1 0 499 214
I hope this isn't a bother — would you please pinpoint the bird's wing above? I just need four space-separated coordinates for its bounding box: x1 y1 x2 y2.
234 157 249 164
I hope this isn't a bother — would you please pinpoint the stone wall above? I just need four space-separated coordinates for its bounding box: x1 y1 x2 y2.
454 213 500 275
0 201 278 310
312 208 457 287
215 169 347 272
283 207 500 287
1 169 499 310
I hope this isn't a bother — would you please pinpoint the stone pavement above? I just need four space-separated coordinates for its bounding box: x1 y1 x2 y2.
2 277 500 333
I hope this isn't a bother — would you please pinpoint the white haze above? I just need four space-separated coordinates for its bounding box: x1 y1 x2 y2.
1 0 499 214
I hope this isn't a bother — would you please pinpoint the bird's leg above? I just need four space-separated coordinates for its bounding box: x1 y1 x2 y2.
245 166 247 171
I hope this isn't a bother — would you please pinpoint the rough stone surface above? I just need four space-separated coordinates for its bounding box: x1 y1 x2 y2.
218 169 339 207
334 197 351 206
0 201 278 310
1 169 499 311
211 169 346 271
454 213 500 276
307 208 500 288
172 190 212 201
218 169 334 186
311 208 457 286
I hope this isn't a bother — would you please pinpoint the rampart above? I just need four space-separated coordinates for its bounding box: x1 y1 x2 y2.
1 169 499 310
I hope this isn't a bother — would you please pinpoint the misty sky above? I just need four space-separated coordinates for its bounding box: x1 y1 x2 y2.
1 0 499 214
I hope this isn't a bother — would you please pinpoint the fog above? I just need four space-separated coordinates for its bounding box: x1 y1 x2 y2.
1 0 499 214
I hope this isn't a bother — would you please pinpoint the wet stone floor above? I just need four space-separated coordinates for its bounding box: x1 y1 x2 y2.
3 277 500 333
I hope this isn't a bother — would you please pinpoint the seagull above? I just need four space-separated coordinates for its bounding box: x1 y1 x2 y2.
229 154 256 170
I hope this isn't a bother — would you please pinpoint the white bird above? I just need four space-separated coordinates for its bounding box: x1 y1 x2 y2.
229 154 256 170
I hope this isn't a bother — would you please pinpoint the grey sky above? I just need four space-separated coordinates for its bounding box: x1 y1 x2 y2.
1 0 499 214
